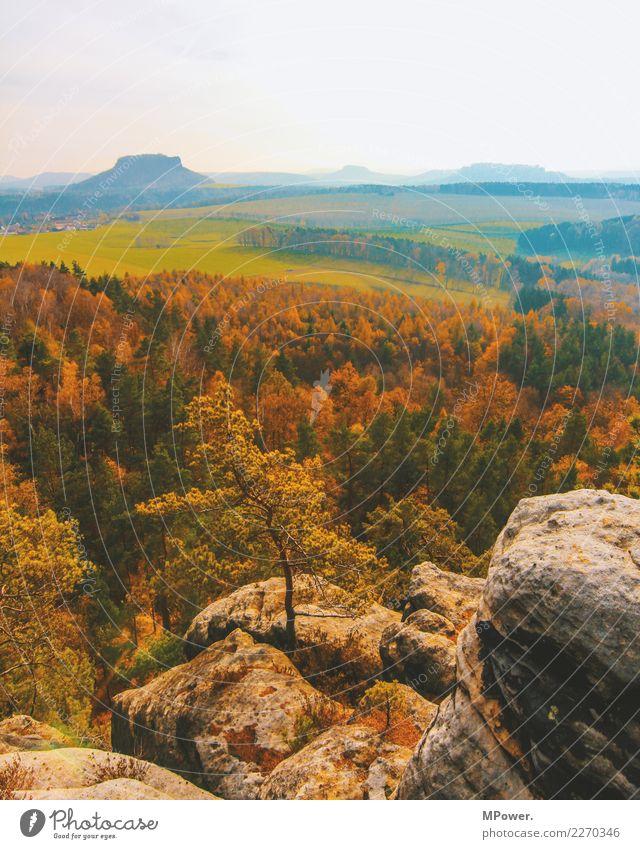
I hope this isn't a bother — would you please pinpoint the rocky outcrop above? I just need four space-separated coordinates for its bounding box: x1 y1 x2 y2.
259 681 437 799
398 490 640 800
404 561 484 629
0 748 215 800
380 610 457 698
259 725 412 800
0 715 75 754
112 629 346 799
387 683 439 736
184 576 400 700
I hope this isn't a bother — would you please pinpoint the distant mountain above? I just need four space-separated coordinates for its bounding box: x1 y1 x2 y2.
407 168 457 184
215 163 446 187
0 171 92 191
72 154 208 194
316 165 413 185
437 162 570 184
210 165 409 187
211 162 574 187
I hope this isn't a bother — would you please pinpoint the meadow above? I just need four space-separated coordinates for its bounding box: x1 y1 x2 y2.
5 184 634 306
190 188 640 235
0 213 510 305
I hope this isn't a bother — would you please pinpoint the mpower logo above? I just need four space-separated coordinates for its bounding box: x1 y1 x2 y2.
20 809 46 837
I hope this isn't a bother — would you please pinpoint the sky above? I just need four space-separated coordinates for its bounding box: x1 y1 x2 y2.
2 0 639 178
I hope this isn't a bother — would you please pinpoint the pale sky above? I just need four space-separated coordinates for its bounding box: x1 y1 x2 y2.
2 0 638 177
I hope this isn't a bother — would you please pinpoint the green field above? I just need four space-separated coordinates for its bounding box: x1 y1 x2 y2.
191 189 640 235
0 213 510 306
139 203 532 253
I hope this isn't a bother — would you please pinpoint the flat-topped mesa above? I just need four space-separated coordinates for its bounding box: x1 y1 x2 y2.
71 153 207 193
398 489 640 800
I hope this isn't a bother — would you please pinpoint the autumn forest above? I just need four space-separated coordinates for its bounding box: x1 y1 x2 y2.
0 251 637 749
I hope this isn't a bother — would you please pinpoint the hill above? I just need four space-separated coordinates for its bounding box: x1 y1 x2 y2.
72 153 207 193
213 161 573 187
519 213 640 256
436 161 569 183
0 171 92 191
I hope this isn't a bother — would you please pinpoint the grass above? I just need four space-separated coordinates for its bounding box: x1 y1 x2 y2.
0 214 510 306
85 752 149 785
186 189 640 233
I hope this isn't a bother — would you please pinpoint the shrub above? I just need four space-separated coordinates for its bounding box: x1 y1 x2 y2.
121 632 185 684
359 681 408 730
0 755 34 800
85 752 149 784
285 696 342 754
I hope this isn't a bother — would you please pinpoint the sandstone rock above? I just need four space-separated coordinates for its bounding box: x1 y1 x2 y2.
0 715 74 754
27 779 169 800
393 684 439 735
184 576 400 700
398 490 640 800
380 611 457 698
355 682 438 748
401 608 457 638
0 748 215 800
405 561 484 629
112 629 346 799
259 725 412 799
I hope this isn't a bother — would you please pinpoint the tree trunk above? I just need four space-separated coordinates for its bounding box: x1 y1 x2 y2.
283 564 297 653
157 526 171 631
155 593 171 631
131 609 138 647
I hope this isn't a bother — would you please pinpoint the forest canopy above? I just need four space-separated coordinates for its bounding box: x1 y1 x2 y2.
0 259 638 742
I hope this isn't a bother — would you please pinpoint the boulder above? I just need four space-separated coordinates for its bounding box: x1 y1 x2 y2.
398 490 640 800
404 561 484 629
390 684 439 736
380 610 457 698
182 576 342 652
259 725 412 799
354 682 438 748
28 779 170 800
112 629 346 799
0 715 75 754
184 575 400 700
0 748 215 800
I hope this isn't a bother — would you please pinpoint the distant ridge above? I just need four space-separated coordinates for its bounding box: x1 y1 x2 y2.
212 161 574 187
0 172 92 190
437 162 570 184
72 154 208 193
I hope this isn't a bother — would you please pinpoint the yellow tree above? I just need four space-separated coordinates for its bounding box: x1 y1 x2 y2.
136 381 382 649
0 505 94 726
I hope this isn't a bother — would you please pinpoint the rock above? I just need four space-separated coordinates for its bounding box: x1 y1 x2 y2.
259 725 412 799
355 682 438 748
112 629 346 799
0 748 215 800
405 561 484 629
392 684 439 735
398 490 640 800
0 715 75 754
27 778 170 800
184 576 400 700
401 608 457 638
380 611 457 698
